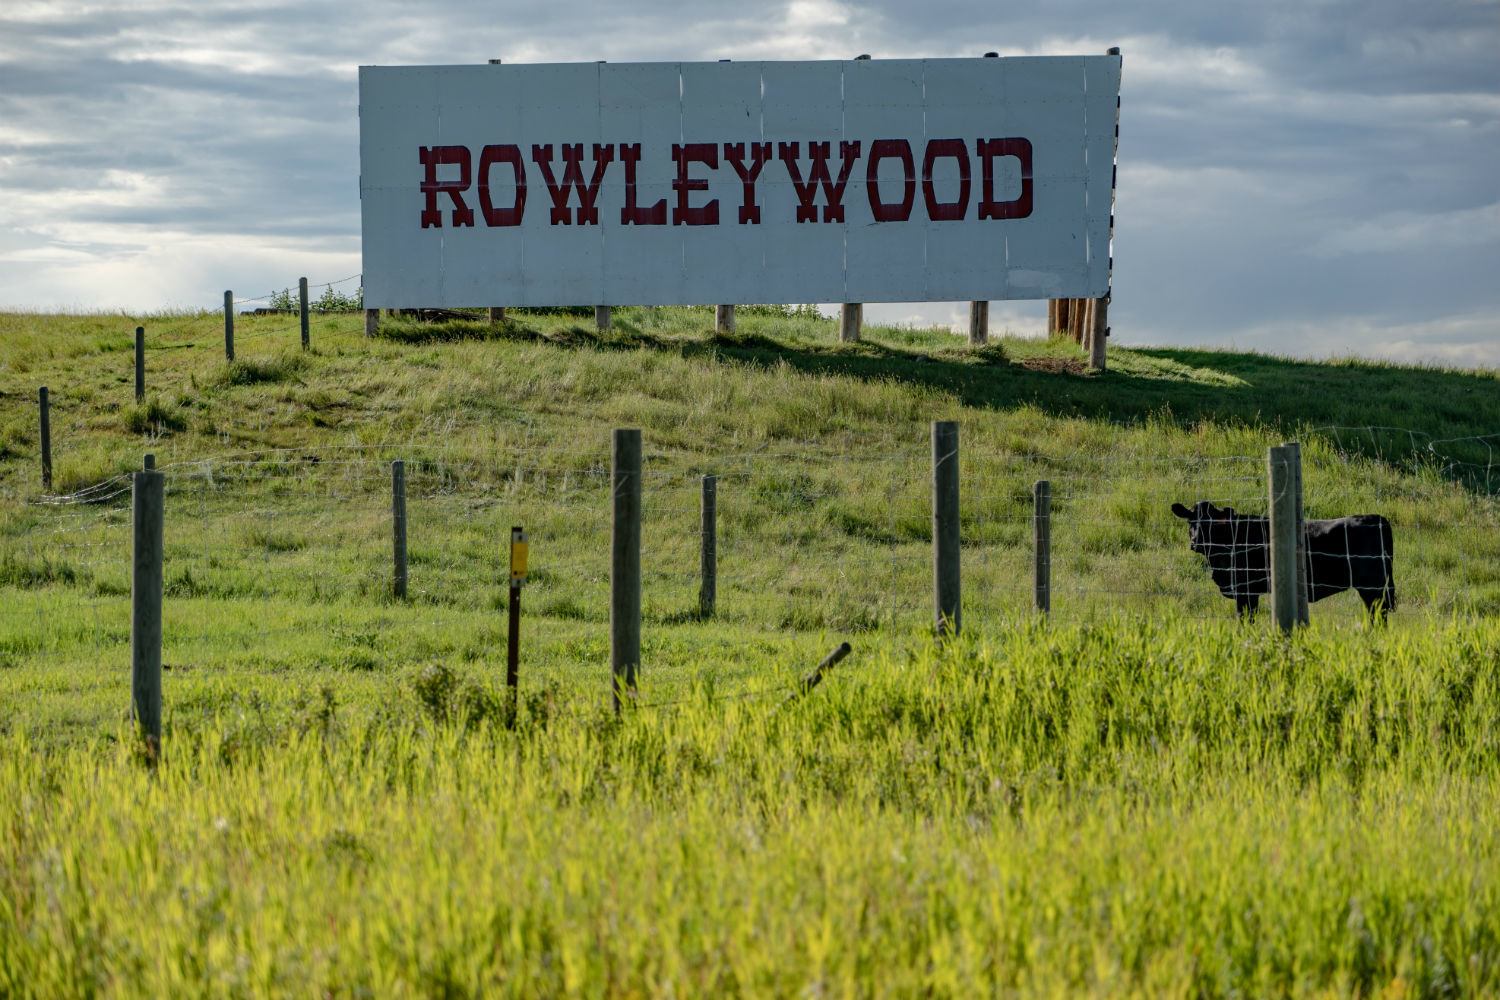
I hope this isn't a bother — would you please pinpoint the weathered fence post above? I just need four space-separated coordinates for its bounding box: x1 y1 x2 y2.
596 306 612 332
611 428 642 712
932 421 961 638
364 308 380 337
508 526 526 717
144 454 155 470
1088 296 1108 370
715 305 735 334
488 307 506 324
1033 479 1051 613
1268 444 1300 633
968 301 988 346
299 277 310 350
134 326 145 402
38 386 51 493
392 459 408 600
700 474 717 618
223 290 234 361
839 303 862 342
1282 440 1309 625
132 468 165 761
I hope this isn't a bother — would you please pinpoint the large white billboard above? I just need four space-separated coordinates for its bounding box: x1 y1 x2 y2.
359 56 1120 308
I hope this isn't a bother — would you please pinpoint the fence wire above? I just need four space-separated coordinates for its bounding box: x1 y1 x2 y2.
3 433 1498 711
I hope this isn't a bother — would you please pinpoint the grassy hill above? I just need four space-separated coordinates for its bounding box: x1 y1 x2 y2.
1 306 1498 997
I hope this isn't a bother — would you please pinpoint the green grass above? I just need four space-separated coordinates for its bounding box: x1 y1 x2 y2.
1 306 1498 997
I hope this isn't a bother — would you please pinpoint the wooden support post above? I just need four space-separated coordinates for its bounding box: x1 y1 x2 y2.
132 469 165 761
223 290 234 361
596 306 612 332
298 277 310 350
1071 298 1088 344
611 428 642 712
1088 296 1109 370
932 421 961 639
700 474 717 618
488 307 506 324
1283 441 1309 626
134 326 145 402
392 460 408 600
1033 480 1051 614
364 308 380 337
715 305 735 334
1053 299 1069 339
1047 299 1059 337
839 303 862 342
1268 445 1299 633
968 301 988 346
38 386 51 493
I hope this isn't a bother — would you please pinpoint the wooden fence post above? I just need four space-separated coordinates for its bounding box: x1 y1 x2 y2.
1053 299 1069 339
968 301 988 346
38 386 51 493
364 308 380 337
488 307 506 324
839 303 862 342
596 306 612 332
508 525 525 717
392 459 408 600
132 468 165 761
611 428 642 712
1268 445 1300 633
932 421 961 638
715 305 735 334
1033 479 1051 613
299 278 310 350
700 473 717 618
223 290 234 361
1283 440 1309 625
134 326 145 402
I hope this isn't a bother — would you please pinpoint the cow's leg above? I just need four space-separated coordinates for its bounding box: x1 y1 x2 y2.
1358 587 1392 625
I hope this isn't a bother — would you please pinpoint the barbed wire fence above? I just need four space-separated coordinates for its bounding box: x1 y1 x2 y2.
3 427 1498 717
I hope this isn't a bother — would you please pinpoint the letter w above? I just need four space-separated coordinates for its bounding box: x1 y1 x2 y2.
531 143 616 225
778 141 862 223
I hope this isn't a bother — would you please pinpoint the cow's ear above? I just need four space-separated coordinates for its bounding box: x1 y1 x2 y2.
1171 503 1192 519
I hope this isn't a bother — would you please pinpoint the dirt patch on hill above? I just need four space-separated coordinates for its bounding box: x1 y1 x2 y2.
1020 357 1094 376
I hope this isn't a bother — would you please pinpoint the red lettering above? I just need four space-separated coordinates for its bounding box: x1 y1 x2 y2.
976 137 1033 220
723 142 772 224
778 140 862 223
419 145 474 228
476 145 526 227
530 143 615 225
922 139 971 222
865 139 915 222
672 143 719 226
619 143 666 225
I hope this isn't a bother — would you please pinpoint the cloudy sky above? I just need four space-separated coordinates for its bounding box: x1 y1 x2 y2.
2 0 1497 368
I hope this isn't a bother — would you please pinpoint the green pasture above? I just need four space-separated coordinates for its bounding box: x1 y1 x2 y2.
1 306 1497 996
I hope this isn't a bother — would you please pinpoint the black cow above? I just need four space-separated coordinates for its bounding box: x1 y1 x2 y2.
1170 500 1395 620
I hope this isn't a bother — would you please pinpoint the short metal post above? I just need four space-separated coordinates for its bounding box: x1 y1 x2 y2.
223 290 234 361
932 421 960 638
611 428 641 712
700 474 717 618
508 526 526 718
38 386 51 493
715 305 735 334
1268 445 1298 633
1033 480 1051 614
134 326 145 402
132 469 165 761
298 277 310 349
392 460 407 600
